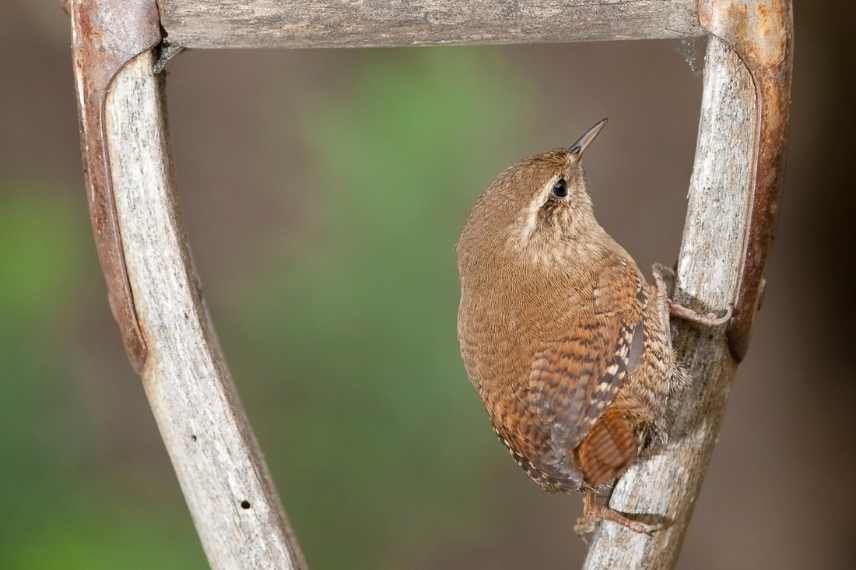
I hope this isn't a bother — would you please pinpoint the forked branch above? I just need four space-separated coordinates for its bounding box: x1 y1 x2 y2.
71 1 792 568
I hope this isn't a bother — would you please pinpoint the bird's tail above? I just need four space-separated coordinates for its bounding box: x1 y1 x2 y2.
574 408 637 487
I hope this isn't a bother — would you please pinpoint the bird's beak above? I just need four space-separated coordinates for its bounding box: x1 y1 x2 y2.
569 118 608 157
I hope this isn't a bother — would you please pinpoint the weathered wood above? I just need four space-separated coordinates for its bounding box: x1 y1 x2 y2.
104 49 307 570
582 36 755 569
157 0 704 49
70 0 160 372
698 0 794 360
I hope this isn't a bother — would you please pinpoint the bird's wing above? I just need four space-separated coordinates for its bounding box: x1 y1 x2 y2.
499 262 646 488
531 304 641 448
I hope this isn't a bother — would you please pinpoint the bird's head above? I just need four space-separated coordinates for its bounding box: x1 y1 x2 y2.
457 119 611 276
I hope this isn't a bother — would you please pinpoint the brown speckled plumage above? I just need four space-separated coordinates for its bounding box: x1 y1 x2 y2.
456 121 689 533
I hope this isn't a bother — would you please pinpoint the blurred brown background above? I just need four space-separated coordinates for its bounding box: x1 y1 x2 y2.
2 1 854 568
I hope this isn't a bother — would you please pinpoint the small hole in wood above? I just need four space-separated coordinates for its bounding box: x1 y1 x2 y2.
191 434 197 442
240 500 251 510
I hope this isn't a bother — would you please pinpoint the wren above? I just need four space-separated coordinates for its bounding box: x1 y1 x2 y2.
456 119 728 534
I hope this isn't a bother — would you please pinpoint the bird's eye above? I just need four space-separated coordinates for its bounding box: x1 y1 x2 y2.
552 178 568 198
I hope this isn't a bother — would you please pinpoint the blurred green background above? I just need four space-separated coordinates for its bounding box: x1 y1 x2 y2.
2 2 855 569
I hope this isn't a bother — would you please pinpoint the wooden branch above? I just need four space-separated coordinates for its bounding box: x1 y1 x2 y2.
582 35 754 570
70 0 160 372
72 2 791 568
583 0 792 564
104 49 307 569
157 0 704 49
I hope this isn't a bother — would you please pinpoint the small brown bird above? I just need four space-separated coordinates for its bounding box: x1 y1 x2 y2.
456 119 727 534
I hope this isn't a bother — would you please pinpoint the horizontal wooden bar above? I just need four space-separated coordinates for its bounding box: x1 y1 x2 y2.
158 0 704 49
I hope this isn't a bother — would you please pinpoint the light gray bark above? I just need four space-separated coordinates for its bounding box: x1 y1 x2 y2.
105 49 307 570
582 36 755 570
156 0 704 49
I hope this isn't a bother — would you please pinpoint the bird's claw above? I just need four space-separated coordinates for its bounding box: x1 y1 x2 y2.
575 492 668 539
652 263 732 328
669 301 732 327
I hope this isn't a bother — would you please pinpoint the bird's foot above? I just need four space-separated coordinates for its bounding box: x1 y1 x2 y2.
668 301 731 327
574 491 667 539
652 263 731 329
